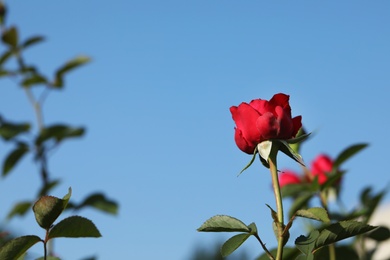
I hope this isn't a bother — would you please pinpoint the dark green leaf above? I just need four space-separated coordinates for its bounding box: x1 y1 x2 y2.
2 26 18 48
0 70 10 77
35 124 85 145
360 187 387 223
333 143 368 169
52 56 91 88
0 50 13 66
0 235 41 260
221 233 251 257
295 230 319 259
21 73 48 87
197 215 250 233
296 208 330 223
314 221 377 252
365 226 390 242
33 188 71 229
0 118 30 140
48 216 101 239
73 193 118 215
21 36 44 49
2 144 29 176
7 201 31 219
0 3 6 26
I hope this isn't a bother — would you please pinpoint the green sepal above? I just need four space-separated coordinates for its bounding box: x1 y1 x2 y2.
238 146 258 176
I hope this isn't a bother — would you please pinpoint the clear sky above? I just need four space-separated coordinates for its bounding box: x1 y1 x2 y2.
1 1 390 259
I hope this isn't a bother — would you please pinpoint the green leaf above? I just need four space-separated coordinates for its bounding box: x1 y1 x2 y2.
295 230 319 259
21 73 48 87
221 233 251 257
33 188 71 229
360 187 387 223
35 124 85 145
314 221 377 252
238 146 258 176
2 26 18 48
365 226 390 242
0 117 30 140
0 50 13 66
0 235 41 260
7 201 31 219
2 144 29 176
333 143 368 169
72 193 118 215
197 215 250 233
0 3 6 26
21 36 44 49
52 56 91 88
48 216 101 239
296 208 330 223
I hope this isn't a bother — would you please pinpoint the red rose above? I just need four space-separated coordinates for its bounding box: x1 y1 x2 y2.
230 93 302 154
279 170 302 188
310 154 333 185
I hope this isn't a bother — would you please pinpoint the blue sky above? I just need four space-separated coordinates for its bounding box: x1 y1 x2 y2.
1 1 390 259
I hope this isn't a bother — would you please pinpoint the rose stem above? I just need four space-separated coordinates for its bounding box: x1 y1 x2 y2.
268 143 284 260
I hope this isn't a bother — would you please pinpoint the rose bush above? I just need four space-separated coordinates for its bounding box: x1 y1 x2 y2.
230 93 302 154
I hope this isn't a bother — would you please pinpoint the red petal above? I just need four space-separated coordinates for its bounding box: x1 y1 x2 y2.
230 103 261 145
256 112 279 140
234 127 256 154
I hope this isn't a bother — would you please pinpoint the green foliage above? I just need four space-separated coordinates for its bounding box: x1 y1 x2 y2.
198 215 250 233
295 208 330 223
33 188 71 229
2 143 29 176
7 201 32 219
67 193 119 215
333 143 368 169
48 216 101 239
221 234 251 257
0 235 41 260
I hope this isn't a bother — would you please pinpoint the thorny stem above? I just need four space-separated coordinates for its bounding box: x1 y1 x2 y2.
268 143 284 260
254 233 275 260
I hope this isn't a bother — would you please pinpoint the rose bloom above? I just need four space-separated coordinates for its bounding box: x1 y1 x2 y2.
279 170 302 188
230 93 302 154
310 154 334 185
